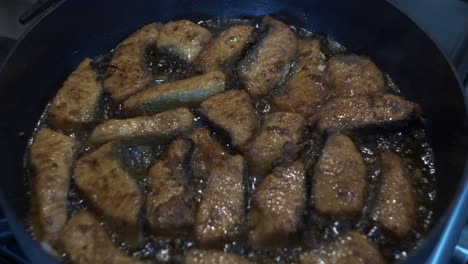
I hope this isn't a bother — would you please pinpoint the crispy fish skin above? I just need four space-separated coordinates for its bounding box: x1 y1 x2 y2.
246 112 305 177
190 128 227 180
313 134 366 217
299 231 386 264
48 58 101 129
30 128 77 245
376 150 415 238
157 20 212 62
146 139 196 235
238 16 297 99
293 39 324 76
185 250 252 264
59 210 145 264
104 23 162 102
73 142 143 246
312 94 418 134
326 54 385 98
195 155 245 245
200 90 258 148
123 71 225 116
88 107 194 144
271 39 327 118
249 161 306 248
197 25 254 72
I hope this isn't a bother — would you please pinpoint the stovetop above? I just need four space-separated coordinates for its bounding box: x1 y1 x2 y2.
0 0 467 263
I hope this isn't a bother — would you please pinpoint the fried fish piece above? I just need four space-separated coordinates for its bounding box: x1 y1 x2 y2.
311 94 418 134
30 128 77 246
271 39 327 118
299 231 386 264
73 142 143 246
197 25 254 72
249 161 306 247
375 150 415 238
195 155 246 245
123 71 225 116
326 54 385 97
238 16 297 98
104 23 162 102
157 20 212 62
59 210 145 264
146 139 196 235
88 107 194 144
313 134 366 217
246 112 305 177
190 128 228 180
48 58 101 129
200 90 258 148
185 250 252 264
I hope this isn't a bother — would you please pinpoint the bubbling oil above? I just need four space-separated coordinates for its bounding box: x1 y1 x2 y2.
24 18 436 263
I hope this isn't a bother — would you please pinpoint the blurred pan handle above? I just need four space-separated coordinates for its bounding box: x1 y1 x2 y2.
453 225 468 264
19 0 60 25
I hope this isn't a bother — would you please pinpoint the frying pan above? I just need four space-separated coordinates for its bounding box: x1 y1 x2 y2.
0 0 467 263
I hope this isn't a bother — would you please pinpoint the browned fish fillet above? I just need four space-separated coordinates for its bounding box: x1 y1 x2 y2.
293 39 324 76
246 112 305 177
238 16 297 98
195 155 245 245
185 249 252 264
326 54 385 97
123 71 225 116
59 210 145 264
313 134 366 217
48 58 101 129
249 161 306 247
299 231 386 264
312 94 418 134
104 23 162 102
200 90 258 148
73 142 143 247
157 20 212 62
146 139 196 235
197 25 254 72
30 128 76 246
375 150 415 238
88 107 194 144
271 39 327 118
190 128 227 180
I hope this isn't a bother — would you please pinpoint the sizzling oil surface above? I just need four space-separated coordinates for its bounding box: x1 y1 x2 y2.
25 18 436 263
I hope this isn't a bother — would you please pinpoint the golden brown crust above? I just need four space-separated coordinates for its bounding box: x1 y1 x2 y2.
271 39 327 118
123 71 225 116
157 20 212 62
48 58 101 130
195 155 245 245
146 139 196 234
246 112 305 177
73 142 143 247
249 161 306 247
326 54 385 97
312 94 418 134
30 128 77 245
376 150 415 238
313 134 366 217
197 25 254 73
200 90 258 148
238 16 297 98
59 210 145 264
104 23 162 102
299 231 386 264
88 107 194 144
